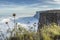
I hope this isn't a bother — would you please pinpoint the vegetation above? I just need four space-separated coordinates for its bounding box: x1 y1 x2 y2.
7 24 40 40
4 13 60 40
6 23 60 40
40 23 60 40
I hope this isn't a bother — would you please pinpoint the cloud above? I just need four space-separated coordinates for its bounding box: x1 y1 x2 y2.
44 0 60 5
53 0 60 2
0 0 60 17
0 3 58 16
53 0 60 4
1 18 11 23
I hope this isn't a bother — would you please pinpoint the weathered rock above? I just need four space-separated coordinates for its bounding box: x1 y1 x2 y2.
38 10 60 29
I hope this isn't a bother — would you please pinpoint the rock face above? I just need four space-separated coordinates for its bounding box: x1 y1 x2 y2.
38 10 60 29
34 11 40 19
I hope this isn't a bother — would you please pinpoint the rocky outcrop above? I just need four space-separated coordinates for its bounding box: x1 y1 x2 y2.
38 10 60 29
34 11 40 19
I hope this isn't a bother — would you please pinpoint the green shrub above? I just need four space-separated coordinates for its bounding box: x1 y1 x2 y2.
40 23 60 40
8 23 60 40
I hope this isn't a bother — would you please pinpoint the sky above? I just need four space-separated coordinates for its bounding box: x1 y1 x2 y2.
0 0 60 17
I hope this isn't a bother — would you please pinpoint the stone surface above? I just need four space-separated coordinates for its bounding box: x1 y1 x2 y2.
38 10 60 29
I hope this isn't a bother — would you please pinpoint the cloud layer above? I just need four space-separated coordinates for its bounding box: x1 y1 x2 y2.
0 0 60 17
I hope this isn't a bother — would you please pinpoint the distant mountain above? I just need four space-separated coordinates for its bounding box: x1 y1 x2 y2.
16 17 38 24
14 12 39 31
15 12 39 24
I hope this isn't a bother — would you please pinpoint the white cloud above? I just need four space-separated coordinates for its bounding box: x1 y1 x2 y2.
53 0 60 2
45 0 60 4
1 18 10 23
0 1 60 17
0 3 47 17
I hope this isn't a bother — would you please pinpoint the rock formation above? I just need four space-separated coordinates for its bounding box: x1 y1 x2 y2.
38 10 60 29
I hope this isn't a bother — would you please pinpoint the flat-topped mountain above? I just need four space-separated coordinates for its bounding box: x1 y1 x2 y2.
38 10 60 29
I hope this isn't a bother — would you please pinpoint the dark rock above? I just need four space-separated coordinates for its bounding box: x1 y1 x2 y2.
38 10 60 29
